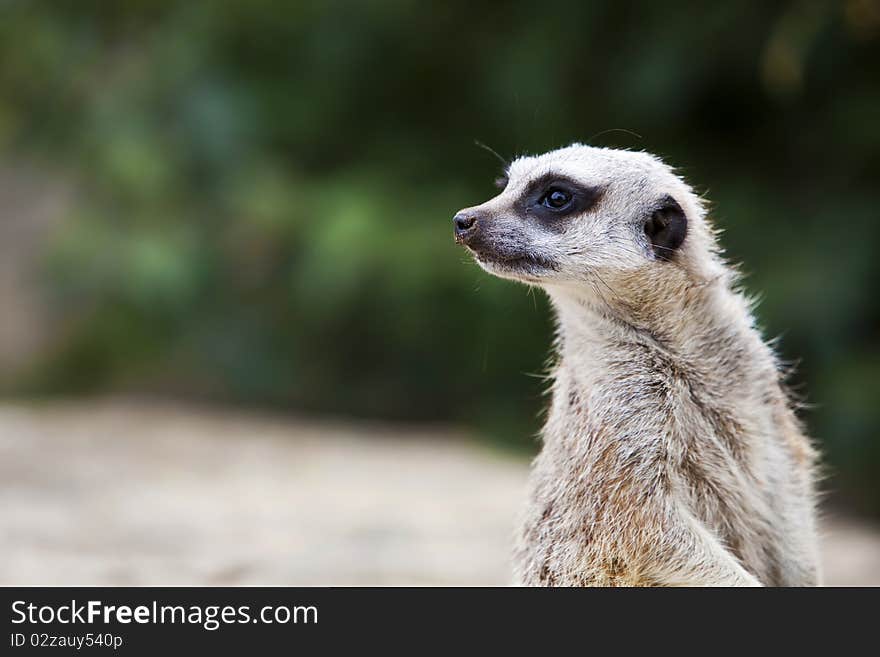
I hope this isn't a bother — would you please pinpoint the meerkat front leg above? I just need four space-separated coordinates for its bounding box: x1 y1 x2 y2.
640 505 763 587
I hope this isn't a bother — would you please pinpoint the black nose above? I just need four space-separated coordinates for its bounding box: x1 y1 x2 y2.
453 212 478 243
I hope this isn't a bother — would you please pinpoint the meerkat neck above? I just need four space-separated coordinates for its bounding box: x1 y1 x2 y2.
546 275 773 396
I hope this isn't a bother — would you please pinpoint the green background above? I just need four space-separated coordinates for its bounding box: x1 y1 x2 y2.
1 1 878 514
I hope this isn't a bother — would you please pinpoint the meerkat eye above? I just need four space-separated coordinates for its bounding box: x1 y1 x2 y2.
540 188 572 209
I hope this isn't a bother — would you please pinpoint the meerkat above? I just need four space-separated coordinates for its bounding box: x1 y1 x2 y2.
453 144 820 586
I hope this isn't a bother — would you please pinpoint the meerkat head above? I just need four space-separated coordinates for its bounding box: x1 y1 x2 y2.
453 144 721 297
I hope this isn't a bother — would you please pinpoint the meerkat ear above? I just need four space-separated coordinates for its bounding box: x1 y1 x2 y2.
644 196 687 261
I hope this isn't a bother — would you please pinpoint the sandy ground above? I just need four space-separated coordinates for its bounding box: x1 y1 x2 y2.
1 399 877 586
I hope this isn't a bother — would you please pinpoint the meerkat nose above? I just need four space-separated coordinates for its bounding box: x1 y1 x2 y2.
453 212 478 244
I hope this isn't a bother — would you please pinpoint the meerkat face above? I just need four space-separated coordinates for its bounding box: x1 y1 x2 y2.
453 144 695 287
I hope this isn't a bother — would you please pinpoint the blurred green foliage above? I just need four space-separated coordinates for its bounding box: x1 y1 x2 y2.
0 1 878 513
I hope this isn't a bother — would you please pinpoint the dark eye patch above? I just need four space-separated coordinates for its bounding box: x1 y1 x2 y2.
516 173 603 230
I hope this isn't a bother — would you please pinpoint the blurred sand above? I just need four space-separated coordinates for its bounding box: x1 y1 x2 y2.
0 399 877 586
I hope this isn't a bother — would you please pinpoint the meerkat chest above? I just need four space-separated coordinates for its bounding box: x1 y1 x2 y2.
516 372 778 586
516 435 661 586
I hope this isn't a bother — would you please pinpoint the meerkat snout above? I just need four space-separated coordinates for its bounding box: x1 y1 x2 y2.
454 143 820 586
